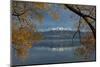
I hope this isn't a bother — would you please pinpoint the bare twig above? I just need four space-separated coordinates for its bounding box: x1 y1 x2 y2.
72 17 81 44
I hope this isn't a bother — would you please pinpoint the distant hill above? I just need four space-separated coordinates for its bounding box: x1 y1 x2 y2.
38 30 91 40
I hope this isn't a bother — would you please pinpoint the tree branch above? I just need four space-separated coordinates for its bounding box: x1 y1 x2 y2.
64 4 96 21
72 17 81 44
64 4 96 39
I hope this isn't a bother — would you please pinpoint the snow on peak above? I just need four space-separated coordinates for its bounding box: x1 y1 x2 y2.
37 27 73 32
51 27 67 31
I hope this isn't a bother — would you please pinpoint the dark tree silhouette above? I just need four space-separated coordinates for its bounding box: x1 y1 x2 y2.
64 4 96 39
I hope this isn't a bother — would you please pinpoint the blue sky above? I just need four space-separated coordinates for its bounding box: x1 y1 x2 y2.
32 4 80 32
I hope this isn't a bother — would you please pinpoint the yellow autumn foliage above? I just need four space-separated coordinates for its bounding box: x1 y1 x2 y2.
34 3 49 10
75 32 95 58
16 47 28 60
52 12 60 20
12 24 43 59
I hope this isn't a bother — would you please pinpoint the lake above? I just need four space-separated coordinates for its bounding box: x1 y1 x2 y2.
11 39 96 66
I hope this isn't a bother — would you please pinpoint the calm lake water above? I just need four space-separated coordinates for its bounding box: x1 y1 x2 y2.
11 39 96 66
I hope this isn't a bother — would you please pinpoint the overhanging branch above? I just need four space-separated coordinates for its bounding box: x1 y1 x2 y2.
64 4 96 21
64 4 96 39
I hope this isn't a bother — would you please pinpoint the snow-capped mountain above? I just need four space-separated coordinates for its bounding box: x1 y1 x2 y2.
37 27 75 32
